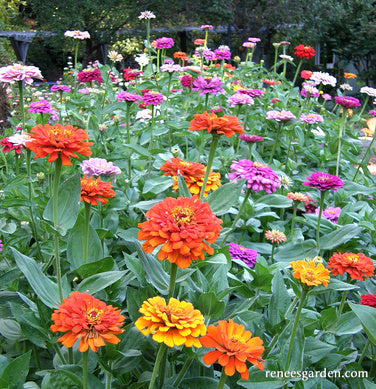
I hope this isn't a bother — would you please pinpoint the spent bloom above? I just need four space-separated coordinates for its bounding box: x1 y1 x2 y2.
81 158 121 178
138 196 222 269
64 30 90 39
360 86 376 97
294 44 315 60
265 230 287 244
266 110 296 122
135 296 206 348
360 294 376 308
228 160 280 194
228 242 257 268
300 113 324 124
327 252 374 281
316 206 341 224
192 76 224 95
155 37 174 49
50 291 124 352
290 259 330 288
227 93 254 107
310 71 337 87
28 99 54 114
0 63 43 85
200 319 264 380
302 172 344 191
80 174 116 205
334 96 361 108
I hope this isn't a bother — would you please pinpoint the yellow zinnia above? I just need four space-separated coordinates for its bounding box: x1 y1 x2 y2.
290 260 330 287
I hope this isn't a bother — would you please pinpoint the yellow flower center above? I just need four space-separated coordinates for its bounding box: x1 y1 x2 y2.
86 308 103 325
253 162 265 168
179 161 192 167
347 254 359 263
171 206 194 226
231 335 243 344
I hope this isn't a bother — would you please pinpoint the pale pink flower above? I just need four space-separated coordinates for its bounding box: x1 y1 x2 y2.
0 63 43 85
64 30 90 39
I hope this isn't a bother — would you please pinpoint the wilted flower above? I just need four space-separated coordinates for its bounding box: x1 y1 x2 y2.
327 252 374 281
228 242 257 268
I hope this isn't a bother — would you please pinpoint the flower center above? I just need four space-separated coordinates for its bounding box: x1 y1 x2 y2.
347 254 359 263
253 162 265 168
86 308 103 325
231 335 243 344
171 206 194 226
305 270 315 282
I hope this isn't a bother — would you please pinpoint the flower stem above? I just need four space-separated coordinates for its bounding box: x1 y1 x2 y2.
358 339 371 365
353 131 376 181
82 350 88 389
83 201 91 265
105 361 113 389
17 81 25 129
290 203 298 241
220 187 252 246
199 134 220 199
268 123 283 164
285 287 308 370
53 158 63 301
217 366 227 389
270 243 276 264
173 357 193 387
148 343 167 389
337 289 348 319
284 130 294 172
316 191 326 249
358 95 369 118
74 41 79 69
336 111 347 176
291 59 303 87
168 263 178 300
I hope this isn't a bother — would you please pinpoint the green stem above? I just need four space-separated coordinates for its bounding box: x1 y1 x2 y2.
53 158 63 301
125 104 132 178
358 95 369 118
336 111 347 176
290 203 298 241
17 81 25 129
286 296 299 316
217 366 227 389
68 348 73 364
83 202 91 264
197 131 205 163
291 59 303 87
353 132 376 181
74 41 79 69
337 289 348 318
284 131 293 172
358 339 371 365
199 134 220 199
148 343 167 389
273 46 279 73
220 187 252 246
168 263 178 300
173 357 193 387
82 350 88 389
316 191 326 249
105 362 113 389
270 243 276 264
285 287 308 370
268 123 283 164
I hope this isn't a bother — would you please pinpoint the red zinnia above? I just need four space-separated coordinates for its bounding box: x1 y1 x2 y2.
200 319 264 380
80 174 116 205
1 137 22 154
138 196 222 269
25 123 92 165
189 111 244 138
327 252 375 281
301 70 313 79
50 291 125 352
360 294 376 308
294 44 315 60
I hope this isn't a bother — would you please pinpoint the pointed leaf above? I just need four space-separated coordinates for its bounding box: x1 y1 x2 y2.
76 271 127 295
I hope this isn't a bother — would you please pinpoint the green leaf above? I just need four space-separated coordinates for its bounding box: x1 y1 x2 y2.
255 194 293 208
0 350 31 389
205 179 245 215
268 270 291 327
319 224 363 250
76 271 127 295
43 174 81 236
75 257 115 279
142 176 172 195
304 337 336 364
66 213 103 270
349 302 376 345
274 240 319 262
11 248 62 308
177 173 192 197
309 278 359 295
196 292 225 320
125 144 150 157
0 319 22 341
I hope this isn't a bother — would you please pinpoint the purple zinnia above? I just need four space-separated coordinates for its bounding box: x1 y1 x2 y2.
214 47 231 60
51 85 71 92
228 159 280 194
315 206 341 224
321 93 332 101
116 91 143 103
81 158 121 177
192 76 224 95
302 172 344 191
28 99 54 114
238 88 265 98
143 91 164 106
228 242 257 268
239 134 263 143
334 96 361 108
300 113 324 124
227 93 254 107
201 49 216 61
369 110 376 117
266 110 296 122
155 37 174 49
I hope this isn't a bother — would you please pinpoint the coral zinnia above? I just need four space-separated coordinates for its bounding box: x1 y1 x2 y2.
265 229 287 244
189 111 244 138
50 291 124 352
25 123 92 165
135 296 206 347
138 196 222 269
360 294 376 308
294 44 315 60
327 252 374 281
80 174 115 205
290 259 330 287
200 319 264 380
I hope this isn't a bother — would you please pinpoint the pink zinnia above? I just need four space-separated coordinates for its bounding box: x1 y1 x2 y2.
28 99 54 114
180 75 193 88
300 113 324 124
64 30 90 39
201 25 213 30
214 47 231 60
360 294 376 308
239 134 263 143
1 137 22 154
302 172 344 191
0 63 43 85
81 158 121 177
334 96 361 108
77 68 102 84
143 91 164 106
266 110 296 122
51 85 71 92
116 91 142 103
369 110 376 117
238 88 265 98
315 206 341 224
227 93 254 107
248 37 261 43
228 160 280 194
192 76 223 95
155 37 174 49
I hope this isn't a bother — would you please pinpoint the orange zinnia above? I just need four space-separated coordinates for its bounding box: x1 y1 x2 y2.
327 252 374 281
80 174 116 205
189 111 244 138
344 72 357 79
135 296 206 347
50 291 125 352
160 157 221 197
173 51 188 60
290 259 330 287
25 123 92 165
138 196 222 269
200 319 264 380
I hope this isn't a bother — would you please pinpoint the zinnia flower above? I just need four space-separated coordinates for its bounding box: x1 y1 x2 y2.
192 76 224 95
64 30 90 39
1 137 22 154
138 11 156 19
238 88 265 98
0 63 43 84
143 91 164 106
116 91 142 103
189 111 244 138
137 196 222 269
81 158 121 177
50 291 124 352
80 174 116 205
327 252 374 281
360 294 376 308
227 93 254 107
334 96 361 108
310 71 337 87
214 47 231 60
155 37 174 49
108 50 123 63
266 110 296 122
199 319 264 380
360 86 376 97
135 297 206 347
344 72 357 79
301 70 313 79
302 172 344 191
290 259 330 287
25 123 92 165
228 242 257 268
300 113 324 124
294 44 315 60
286 192 311 205
315 206 341 224
77 68 102 84
51 85 71 92
265 230 287 244
228 160 280 193
28 99 54 114
239 134 263 143
123 68 143 81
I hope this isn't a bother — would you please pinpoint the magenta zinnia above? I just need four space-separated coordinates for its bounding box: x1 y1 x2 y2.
302 172 344 191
